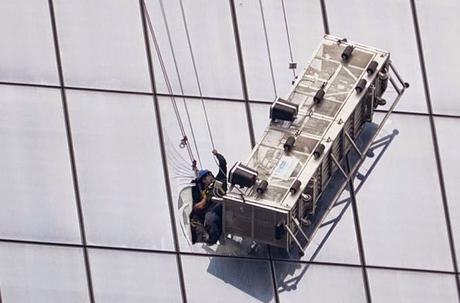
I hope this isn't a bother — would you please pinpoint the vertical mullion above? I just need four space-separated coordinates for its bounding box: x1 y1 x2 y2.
409 0 460 301
138 1 188 302
325 3 370 299
47 1 95 302
228 2 276 298
268 247 281 303
346 157 372 303
229 0 256 148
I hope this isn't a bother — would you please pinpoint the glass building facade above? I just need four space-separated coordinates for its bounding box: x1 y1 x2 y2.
0 0 459 302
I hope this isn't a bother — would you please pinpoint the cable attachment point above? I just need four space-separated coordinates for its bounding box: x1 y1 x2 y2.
337 37 348 44
179 136 188 149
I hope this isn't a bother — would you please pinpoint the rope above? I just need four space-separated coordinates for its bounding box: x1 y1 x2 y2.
178 0 216 150
158 0 202 168
142 1 196 163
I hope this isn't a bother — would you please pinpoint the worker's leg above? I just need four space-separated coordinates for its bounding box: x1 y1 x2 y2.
191 218 209 243
204 210 222 245
190 210 208 244
212 201 222 217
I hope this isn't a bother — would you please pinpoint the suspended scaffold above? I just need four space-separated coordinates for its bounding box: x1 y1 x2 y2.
142 1 409 255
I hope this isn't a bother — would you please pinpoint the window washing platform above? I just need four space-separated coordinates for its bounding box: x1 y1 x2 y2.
221 35 409 256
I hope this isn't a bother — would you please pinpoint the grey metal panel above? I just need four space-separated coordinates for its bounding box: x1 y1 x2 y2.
224 197 289 249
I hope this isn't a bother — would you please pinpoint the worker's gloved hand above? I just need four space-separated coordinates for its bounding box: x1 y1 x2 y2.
212 149 218 155
193 193 207 209
194 200 206 209
194 204 204 210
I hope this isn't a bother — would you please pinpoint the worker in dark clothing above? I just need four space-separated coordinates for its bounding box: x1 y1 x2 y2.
190 149 227 245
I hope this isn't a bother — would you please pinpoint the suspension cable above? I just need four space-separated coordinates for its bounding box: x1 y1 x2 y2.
258 0 277 97
142 1 195 163
280 0 296 79
158 0 202 168
177 0 216 150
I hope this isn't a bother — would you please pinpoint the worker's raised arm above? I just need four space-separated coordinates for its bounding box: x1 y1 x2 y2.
212 149 227 182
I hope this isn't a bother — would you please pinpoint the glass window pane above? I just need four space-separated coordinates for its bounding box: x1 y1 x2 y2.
143 0 196 97
159 97 252 177
356 114 452 271
0 243 89 303
327 0 427 113
291 190 360 264
417 0 460 115
237 0 323 101
274 263 366 303
147 0 242 99
67 90 174 250
182 255 275 303
236 0 278 101
0 85 81 243
0 1 59 85
89 249 182 303
368 269 458 303
259 1 309 99
54 0 150 92
250 102 271 142
159 97 255 256
434 117 460 262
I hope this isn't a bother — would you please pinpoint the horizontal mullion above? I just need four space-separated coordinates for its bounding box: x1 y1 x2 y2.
0 237 457 276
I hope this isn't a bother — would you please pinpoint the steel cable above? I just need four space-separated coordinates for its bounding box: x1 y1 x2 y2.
142 0 196 163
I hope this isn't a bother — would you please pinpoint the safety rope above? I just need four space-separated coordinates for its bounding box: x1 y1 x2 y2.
158 0 202 168
142 1 196 163
178 0 216 150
